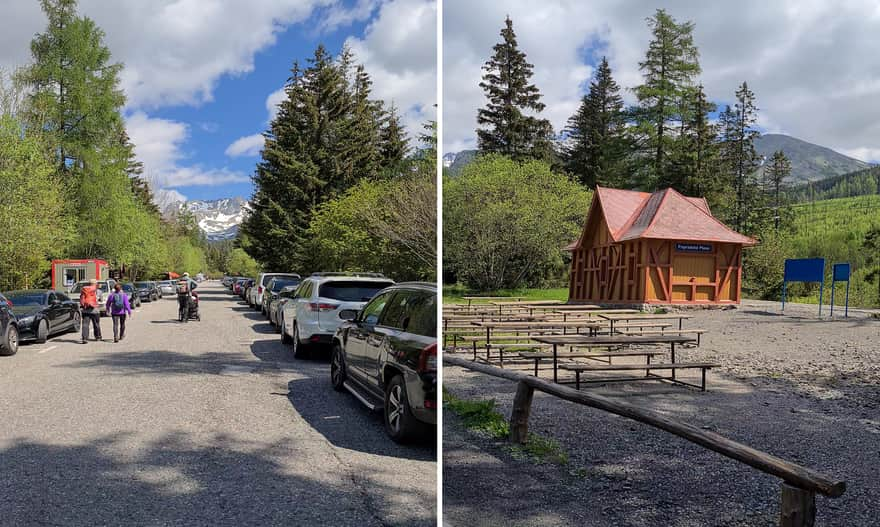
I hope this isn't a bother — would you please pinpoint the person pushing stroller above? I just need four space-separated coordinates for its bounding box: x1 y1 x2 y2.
176 273 199 323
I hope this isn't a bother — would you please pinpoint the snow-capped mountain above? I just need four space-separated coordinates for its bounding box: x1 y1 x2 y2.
442 152 457 168
162 197 249 241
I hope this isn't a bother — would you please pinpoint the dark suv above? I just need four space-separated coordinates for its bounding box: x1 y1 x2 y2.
0 292 19 356
330 282 436 443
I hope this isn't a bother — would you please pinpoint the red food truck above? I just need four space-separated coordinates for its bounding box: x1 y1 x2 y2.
51 259 110 291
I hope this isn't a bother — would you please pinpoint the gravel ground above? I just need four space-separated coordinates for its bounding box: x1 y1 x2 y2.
0 283 436 526
443 300 880 527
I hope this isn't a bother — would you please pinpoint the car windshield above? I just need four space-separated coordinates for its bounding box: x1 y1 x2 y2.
122 284 134 292
319 281 394 302
271 279 300 291
134 282 151 288
4 292 45 306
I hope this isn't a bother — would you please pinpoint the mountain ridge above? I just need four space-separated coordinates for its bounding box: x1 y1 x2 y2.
160 196 249 241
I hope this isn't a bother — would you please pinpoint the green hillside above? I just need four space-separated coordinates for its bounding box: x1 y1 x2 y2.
767 194 880 307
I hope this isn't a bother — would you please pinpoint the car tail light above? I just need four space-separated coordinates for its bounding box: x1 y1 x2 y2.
5 299 12 307
308 302 338 312
424 399 436 409
258 286 263 294
418 343 437 373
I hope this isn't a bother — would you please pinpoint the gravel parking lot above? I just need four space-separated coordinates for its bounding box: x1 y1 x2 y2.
443 300 880 526
0 283 436 526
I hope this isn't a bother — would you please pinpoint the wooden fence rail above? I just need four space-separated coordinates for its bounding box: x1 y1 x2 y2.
444 355 845 527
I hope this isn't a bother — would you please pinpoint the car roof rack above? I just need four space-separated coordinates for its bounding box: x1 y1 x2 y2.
309 272 387 278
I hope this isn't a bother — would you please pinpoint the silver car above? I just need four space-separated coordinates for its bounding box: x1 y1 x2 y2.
158 280 176 297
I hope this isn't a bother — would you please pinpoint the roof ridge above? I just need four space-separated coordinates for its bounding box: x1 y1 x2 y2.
663 188 757 244
641 188 672 234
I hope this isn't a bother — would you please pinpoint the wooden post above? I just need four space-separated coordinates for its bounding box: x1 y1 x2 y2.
780 484 815 527
509 380 534 444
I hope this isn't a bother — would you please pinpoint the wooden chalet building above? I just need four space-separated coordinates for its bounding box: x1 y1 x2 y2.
567 187 757 305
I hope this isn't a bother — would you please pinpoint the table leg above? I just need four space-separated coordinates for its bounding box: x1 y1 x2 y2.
575 370 581 390
671 342 676 380
473 340 477 361
553 343 558 383
534 358 539 377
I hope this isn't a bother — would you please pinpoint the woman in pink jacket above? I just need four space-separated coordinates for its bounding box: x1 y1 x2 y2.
106 283 132 343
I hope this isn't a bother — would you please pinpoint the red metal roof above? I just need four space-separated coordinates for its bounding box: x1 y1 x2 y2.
574 187 756 248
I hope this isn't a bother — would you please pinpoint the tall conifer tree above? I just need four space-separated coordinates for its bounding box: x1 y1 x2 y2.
476 16 554 162
765 149 791 232
563 57 630 188
633 9 701 188
719 81 762 232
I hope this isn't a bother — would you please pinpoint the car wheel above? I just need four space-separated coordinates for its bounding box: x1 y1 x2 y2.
330 343 347 392
0 324 19 356
292 325 308 359
35 319 49 344
71 312 82 332
384 374 426 443
280 315 292 344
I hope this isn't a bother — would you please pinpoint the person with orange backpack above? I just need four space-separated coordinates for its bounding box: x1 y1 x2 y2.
79 278 103 343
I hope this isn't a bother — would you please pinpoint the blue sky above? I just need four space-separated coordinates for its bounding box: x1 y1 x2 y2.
147 18 365 202
0 0 437 205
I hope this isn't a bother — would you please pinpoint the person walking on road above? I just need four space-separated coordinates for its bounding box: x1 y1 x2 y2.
79 278 102 343
176 272 198 323
106 283 132 343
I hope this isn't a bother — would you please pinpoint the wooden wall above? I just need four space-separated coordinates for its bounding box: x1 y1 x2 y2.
569 228 744 304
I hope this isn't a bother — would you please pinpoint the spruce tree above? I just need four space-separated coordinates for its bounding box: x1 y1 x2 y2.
563 57 630 188
719 82 762 233
633 9 701 188
241 45 388 271
476 16 554 162
765 149 791 232
379 104 410 173
671 83 720 199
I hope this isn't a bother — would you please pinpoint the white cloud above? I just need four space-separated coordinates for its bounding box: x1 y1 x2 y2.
266 87 287 122
126 111 249 188
225 133 266 157
0 0 368 110
346 0 437 141
443 0 880 160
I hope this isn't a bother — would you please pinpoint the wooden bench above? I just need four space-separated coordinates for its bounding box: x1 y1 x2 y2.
609 322 671 332
520 350 663 376
617 328 707 346
559 362 719 391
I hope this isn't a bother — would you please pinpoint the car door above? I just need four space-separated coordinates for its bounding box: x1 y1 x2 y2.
347 290 393 383
56 293 75 329
359 291 409 391
44 292 60 332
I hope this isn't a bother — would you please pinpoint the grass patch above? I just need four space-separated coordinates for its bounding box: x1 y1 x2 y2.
444 388 568 465
443 285 569 304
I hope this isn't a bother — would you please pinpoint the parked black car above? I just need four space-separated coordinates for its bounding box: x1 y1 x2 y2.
0 292 18 355
134 281 160 302
3 290 81 344
331 282 436 443
121 283 141 308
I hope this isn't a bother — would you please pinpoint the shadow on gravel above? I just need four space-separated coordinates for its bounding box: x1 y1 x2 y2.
444 366 876 527
0 431 426 526
60 350 263 376
248 339 435 461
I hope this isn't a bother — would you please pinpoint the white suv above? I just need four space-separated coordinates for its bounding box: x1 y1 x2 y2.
280 273 395 358
253 273 300 314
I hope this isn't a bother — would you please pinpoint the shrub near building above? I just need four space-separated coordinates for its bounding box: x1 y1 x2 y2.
444 154 590 290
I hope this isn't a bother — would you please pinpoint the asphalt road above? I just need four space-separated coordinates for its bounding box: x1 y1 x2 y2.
0 282 436 526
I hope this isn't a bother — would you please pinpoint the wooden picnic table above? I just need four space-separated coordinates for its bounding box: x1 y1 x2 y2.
597 313 693 333
487 299 563 316
458 296 524 311
469 320 604 350
530 334 697 383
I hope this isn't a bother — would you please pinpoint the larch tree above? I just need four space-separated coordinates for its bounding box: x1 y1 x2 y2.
476 16 554 162
633 9 701 188
672 83 721 200
563 57 631 189
765 149 791 232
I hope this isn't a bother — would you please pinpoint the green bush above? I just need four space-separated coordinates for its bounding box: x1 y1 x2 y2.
444 154 590 291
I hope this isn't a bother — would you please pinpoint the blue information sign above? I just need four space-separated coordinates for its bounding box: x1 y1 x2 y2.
675 243 713 253
782 258 825 316
830 263 852 318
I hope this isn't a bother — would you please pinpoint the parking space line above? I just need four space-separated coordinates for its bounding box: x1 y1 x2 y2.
37 345 58 354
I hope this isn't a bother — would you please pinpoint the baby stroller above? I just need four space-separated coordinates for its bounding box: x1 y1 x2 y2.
177 291 201 322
